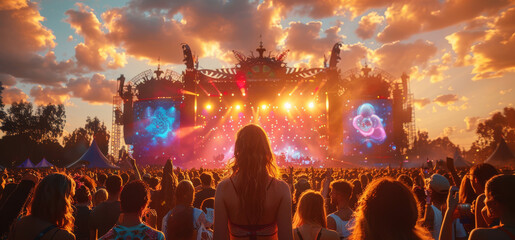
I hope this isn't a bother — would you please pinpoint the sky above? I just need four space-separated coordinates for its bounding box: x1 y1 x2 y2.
0 0 514 149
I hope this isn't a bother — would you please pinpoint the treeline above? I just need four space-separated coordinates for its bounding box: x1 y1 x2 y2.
409 107 515 163
0 101 110 167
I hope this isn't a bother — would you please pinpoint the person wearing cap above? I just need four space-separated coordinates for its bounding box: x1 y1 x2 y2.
422 174 467 240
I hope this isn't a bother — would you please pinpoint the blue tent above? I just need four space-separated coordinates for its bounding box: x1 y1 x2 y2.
67 139 118 168
17 158 35 168
35 158 54 168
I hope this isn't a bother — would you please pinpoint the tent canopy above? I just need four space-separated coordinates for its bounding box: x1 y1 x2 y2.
67 139 118 169
453 149 472 168
35 158 54 168
486 138 515 168
17 158 35 168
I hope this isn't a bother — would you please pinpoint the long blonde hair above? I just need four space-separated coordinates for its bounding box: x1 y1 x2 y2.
349 177 431 240
293 190 327 228
229 124 279 223
29 173 76 232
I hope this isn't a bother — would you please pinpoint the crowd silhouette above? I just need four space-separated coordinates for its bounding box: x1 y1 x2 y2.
0 123 514 240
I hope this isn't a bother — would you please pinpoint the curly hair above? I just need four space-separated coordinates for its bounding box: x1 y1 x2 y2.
29 173 76 232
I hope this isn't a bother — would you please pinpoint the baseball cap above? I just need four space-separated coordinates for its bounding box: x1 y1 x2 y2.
428 174 450 194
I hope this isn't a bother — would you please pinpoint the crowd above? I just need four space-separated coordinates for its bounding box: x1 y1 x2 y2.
0 123 514 240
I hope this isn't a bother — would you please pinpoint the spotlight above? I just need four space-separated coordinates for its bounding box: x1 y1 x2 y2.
261 104 267 109
284 102 291 109
308 102 315 109
206 104 212 110
235 105 241 110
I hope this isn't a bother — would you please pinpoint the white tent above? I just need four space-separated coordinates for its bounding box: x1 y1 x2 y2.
17 158 35 168
67 139 118 168
35 158 54 168
453 149 472 168
486 138 515 168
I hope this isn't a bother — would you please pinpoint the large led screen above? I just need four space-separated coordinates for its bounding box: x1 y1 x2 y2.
342 99 395 157
132 99 180 165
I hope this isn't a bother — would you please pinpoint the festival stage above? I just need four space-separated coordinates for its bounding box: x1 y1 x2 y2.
111 42 414 168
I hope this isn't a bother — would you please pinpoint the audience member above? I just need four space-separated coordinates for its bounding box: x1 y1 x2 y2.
214 124 293 240
349 177 432 240
89 174 122 239
293 190 339 240
9 173 75 240
99 180 164 239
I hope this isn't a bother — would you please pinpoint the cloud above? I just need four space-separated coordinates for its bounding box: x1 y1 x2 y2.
284 21 344 67
65 3 127 71
29 85 70 105
500 89 512 95
355 11 384 39
376 0 511 43
424 63 449 83
442 126 456 137
67 73 117 104
0 74 17 87
373 39 437 76
445 30 486 66
471 7 515 80
2 87 29 104
0 0 74 86
338 43 371 71
102 0 285 65
261 0 347 19
413 98 431 109
464 116 481 132
434 94 458 106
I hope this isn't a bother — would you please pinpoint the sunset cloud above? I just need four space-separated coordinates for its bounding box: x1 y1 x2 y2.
2 87 29 104
65 3 127 71
0 0 73 86
434 94 459 106
377 0 511 43
67 74 117 104
464 116 481 132
338 43 371 72
373 39 437 77
355 11 384 39
30 85 70 105
413 98 431 109
284 21 344 67
102 0 285 65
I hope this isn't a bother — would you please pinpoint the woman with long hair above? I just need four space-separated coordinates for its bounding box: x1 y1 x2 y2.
293 191 338 240
9 173 76 240
214 124 293 240
349 177 431 240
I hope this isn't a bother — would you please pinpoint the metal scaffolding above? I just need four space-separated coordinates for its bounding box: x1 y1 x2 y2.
109 95 123 161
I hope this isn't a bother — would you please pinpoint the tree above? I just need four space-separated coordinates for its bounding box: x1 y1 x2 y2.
0 102 66 142
62 117 110 166
0 81 6 120
464 107 515 163
0 102 66 167
85 117 110 155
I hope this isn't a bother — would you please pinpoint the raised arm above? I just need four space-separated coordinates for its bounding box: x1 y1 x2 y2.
439 186 459 240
